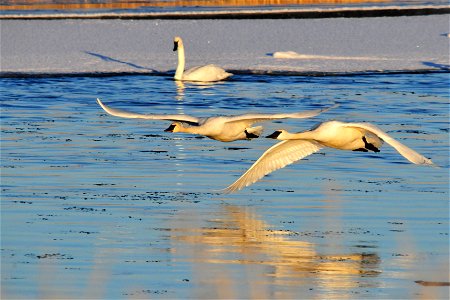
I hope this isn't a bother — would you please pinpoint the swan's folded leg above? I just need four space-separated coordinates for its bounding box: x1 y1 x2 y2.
245 126 263 139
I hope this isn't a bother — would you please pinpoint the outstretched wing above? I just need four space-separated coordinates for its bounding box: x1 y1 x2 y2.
223 104 338 126
96 98 199 125
223 140 323 193
344 122 435 166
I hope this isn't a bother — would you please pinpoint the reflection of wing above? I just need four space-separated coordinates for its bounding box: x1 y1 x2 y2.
224 140 323 193
224 104 337 126
171 204 381 294
96 98 200 125
343 122 435 166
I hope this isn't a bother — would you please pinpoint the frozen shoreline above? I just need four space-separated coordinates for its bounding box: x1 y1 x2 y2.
1 14 449 76
1 4 449 19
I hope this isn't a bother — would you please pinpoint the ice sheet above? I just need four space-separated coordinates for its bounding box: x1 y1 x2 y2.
1 14 449 76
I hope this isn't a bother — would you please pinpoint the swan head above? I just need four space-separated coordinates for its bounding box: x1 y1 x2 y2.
266 130 288 139
173 36 183 51
164 122 182 133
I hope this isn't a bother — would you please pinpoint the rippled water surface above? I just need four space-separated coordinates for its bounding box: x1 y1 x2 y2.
1 73 449 299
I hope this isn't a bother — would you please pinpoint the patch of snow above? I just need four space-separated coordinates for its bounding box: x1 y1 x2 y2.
1 15 449 76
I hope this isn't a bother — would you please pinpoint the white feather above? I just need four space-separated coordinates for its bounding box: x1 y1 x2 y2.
224 120 435 193
97 98 333 142
223 140 322 193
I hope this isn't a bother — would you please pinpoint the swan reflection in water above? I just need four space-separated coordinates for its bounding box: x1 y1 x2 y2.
170 204 380 298
174 80 221 102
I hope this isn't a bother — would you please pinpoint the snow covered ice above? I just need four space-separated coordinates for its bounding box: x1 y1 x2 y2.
1 14 449 75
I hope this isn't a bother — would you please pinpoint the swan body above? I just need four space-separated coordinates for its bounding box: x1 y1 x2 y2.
224 120 435 193
173 36 232 82
96 98 333 142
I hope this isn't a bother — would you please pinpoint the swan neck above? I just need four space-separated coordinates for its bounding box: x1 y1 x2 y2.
175 44 185 80
179 125 202 135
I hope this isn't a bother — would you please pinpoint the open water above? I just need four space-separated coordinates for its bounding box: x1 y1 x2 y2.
1 73 449 299
1 2 449 300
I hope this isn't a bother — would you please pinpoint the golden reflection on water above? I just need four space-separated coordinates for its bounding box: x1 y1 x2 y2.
174 80 186 101
1 0 392 11
174 80 219 101
171 203 380 297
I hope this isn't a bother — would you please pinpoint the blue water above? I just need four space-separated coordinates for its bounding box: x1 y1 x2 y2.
1 73 449 299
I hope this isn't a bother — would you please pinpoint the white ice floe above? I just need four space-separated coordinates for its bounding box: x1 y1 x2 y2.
272 51 396 61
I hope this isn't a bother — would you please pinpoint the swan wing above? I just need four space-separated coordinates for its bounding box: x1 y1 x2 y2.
183 65 204 75
343 122 435 166
184 64 232 82
185 64 228 74
96 98 199 124
223 140 323 193
223 104 337 125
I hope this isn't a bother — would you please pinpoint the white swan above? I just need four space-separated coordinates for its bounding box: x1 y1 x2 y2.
173 36 232 82
96 98 334 142
224 120 435 193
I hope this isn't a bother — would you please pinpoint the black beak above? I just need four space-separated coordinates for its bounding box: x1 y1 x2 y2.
266 131 282 139
173 41 178 51
164 124 176 132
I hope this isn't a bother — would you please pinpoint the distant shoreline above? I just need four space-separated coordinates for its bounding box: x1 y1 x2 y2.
1 5 449 20
1 69 449 79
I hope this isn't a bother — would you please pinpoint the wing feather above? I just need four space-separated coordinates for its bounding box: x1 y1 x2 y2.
97 98 199 124
344 122 435 166
223 104 338 125
223 140 323 193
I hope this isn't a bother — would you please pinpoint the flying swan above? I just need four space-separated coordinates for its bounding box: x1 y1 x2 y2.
224 120 435 193
96 98 335 142
173 36 232 82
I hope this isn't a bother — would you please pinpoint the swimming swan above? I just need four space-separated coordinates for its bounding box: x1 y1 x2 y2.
173 36 232 82
96 98 334 142
224 120 435 193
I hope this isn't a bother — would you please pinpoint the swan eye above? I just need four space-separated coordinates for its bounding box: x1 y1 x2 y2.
173 41 178 51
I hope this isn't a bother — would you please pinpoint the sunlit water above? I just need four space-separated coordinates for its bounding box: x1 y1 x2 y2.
1 73 449 299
